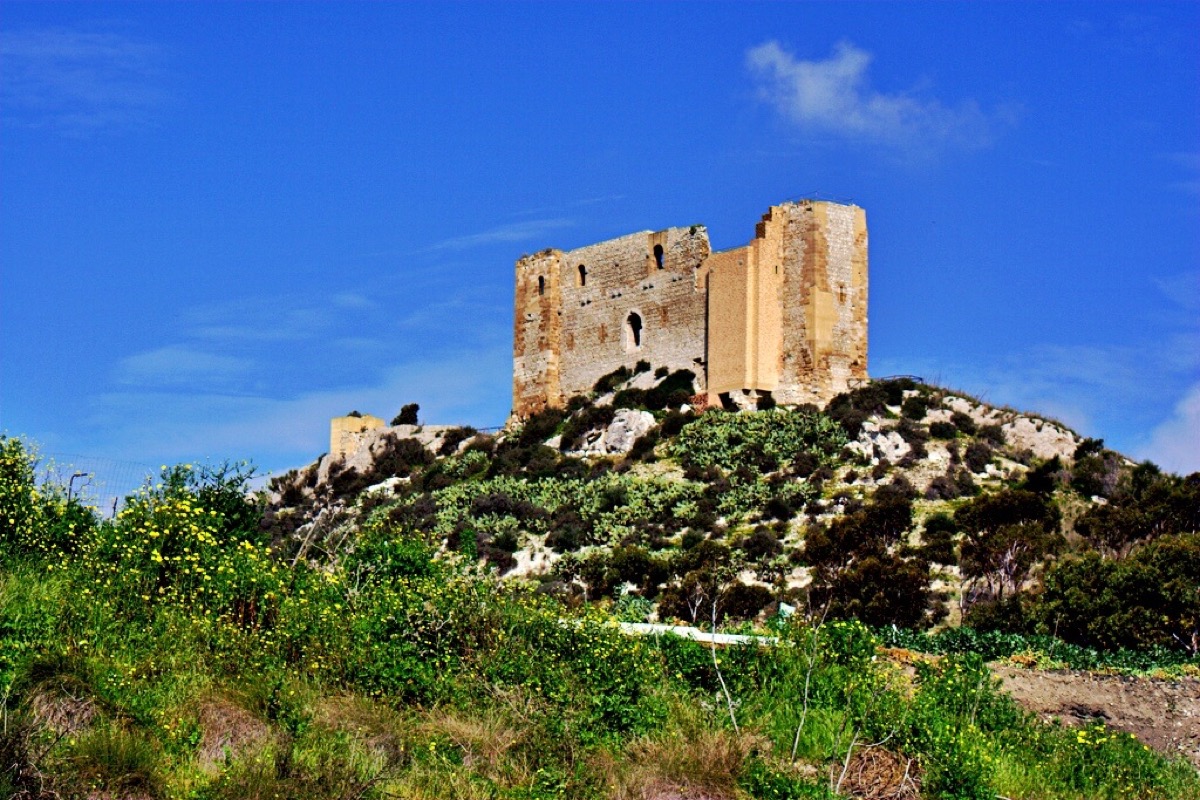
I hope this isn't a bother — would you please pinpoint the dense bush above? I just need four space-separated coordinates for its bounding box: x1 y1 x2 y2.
929 420 957 439
1073 467 1199 556
918 512 958 565
950 410 978 435
900 394 928 420
963 440 994 473
1 437 98 563
978 423 1006 446
593 365 633 395
559 404 616 451
1035 533 1200 653
436 425 477 456
614 368 696 411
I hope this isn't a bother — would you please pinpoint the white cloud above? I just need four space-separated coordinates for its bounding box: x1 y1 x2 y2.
746 40 1012 154
183 297 332 343
1152 269 1200 313
0 27 167 135
1138 383 1200 475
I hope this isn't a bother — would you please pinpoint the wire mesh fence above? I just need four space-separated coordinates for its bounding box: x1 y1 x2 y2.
38 453 157 518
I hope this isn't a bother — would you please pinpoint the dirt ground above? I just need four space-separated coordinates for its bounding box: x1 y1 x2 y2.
993 665 1200 770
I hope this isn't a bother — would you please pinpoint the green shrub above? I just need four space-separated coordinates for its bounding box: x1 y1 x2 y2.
593 366 633 395
805 496 938 628
559 405 615 451
901 395 928 420
929 420 957 439
950 411 977 435
437 426 477 456
670 409 846 475
918 513 958 565
955 489 1062 610
1035 534 1200 653
978 423 1006 446
517 407 567 447
963 441 993 473
0 437 98 563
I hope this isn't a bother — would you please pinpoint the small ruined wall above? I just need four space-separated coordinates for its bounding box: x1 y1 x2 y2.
329 414 386 458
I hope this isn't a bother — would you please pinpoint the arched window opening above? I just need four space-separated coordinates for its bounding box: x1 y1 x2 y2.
578 264 587 286
625 312 643 351
537 276 545 296
653 244 664 270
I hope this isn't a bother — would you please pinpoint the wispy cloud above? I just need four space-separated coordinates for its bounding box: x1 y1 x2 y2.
114 346 253 391
182 296 336 344
92 345 513 472
745 40 1015 156
1152 269 1200 314
423 218 574 253
1164 152 1200 198
0 27 167 135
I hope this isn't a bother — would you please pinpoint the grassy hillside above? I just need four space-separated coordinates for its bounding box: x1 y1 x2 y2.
2 375 1197 799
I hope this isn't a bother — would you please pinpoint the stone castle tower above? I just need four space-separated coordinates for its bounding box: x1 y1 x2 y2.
512 199 867 417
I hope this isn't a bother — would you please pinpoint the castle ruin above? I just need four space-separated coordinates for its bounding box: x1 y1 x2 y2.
512 199 868 417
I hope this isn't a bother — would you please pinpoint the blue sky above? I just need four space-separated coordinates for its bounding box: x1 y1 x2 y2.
2 2 1197 485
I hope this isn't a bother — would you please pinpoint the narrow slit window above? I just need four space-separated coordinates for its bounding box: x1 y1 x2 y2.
538 276 545 296
578 264 587 286
625 312 643 351
653 244 664 270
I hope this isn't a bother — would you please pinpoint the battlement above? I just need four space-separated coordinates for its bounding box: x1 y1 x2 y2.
512 199 868 418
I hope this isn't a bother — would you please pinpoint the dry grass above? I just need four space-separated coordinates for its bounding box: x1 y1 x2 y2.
313 693 406 765
194 694 274 774
602 701 764 800
27 674 97 736
416 705 532 785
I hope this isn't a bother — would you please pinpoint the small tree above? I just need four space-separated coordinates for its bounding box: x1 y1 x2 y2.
955 489 1062 614
392 403 420 426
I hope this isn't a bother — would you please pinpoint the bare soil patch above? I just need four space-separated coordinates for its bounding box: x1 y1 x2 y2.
994 665 1200 769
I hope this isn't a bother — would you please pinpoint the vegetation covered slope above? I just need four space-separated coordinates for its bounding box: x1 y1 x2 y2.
1 373 1197 799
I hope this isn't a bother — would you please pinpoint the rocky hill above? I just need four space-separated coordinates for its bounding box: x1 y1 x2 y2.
264 370 1193 644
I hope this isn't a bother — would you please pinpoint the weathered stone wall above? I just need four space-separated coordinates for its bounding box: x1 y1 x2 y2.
775 202 868 406
513 249 564 416
557 226 710 401
703 247 751 396
511 199 868 417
